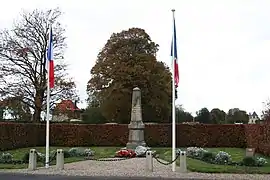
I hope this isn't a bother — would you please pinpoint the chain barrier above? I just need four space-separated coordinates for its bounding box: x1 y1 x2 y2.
47 151 57 165
0 149 181 166
85 157 131 162
153 153 180 166
84 149 180 165
34 151 57 166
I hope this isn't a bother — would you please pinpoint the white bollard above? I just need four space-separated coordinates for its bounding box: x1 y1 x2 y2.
56 149 64 170
145 150 153 172
28 149 37 171
179 151 187 173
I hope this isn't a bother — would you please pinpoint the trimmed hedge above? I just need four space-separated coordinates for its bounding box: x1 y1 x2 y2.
245 124 270 156
176 124 246 148
0 122 45 150
0 122 270 156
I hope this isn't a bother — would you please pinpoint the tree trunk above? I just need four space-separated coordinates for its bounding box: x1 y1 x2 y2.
33 107 42 123
32 93 43 123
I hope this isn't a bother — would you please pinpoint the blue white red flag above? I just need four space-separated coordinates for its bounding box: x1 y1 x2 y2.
171 15 179 87
47 27 54 88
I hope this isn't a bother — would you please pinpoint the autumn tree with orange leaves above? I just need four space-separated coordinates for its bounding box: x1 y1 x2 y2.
87 28 172 123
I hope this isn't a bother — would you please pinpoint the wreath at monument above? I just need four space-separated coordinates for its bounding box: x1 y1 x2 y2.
115 146 151 158
115 149 136 158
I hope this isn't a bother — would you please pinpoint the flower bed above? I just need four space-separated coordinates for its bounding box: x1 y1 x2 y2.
182 147 268 167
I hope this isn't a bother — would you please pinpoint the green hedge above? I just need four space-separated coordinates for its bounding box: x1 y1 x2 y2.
0 122 269 156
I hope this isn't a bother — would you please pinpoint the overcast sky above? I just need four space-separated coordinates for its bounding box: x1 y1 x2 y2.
0 0 270 116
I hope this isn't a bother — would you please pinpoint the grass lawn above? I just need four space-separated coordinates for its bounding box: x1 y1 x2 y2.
0 146 120 169
155 147 270 174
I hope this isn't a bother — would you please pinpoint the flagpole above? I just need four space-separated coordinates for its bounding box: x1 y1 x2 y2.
45 27 51 169
171 9 176 172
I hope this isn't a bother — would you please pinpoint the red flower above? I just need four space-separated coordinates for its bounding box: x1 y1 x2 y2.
115 149 136 158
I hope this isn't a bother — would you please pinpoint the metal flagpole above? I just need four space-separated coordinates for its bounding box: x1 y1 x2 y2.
45 26 51 168
171 9 176 172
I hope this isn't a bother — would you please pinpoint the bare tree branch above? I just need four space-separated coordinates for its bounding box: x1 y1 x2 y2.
0 8 77 122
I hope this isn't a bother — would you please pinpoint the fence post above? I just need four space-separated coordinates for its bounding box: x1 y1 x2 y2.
28 149 37 171
145 150 153 172
179 151 187 173
56 149 64 170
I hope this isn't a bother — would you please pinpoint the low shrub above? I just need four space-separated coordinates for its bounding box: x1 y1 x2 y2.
256 157 267 167
186 147 207 159
242 156 268 167
84 148 95 157
22 152 46 163
214 151 232 165
0 153 13 163
185 147 268 167
68 148 81 157
201 151 215 163
242 156 256 166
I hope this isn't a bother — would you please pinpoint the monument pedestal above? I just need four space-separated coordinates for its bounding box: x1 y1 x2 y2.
126 87 146 150
126 122 146 149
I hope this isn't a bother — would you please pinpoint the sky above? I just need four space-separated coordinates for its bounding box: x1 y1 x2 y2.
0 0 270 116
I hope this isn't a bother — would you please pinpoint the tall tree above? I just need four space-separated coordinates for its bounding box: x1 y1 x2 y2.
210 108 226 124
175 105 193 123
87 28 172 123
195 107 212 124
226 108 249 124
0 8 78 122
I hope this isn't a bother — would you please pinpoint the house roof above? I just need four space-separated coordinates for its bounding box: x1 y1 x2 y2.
55 100 80 111
249 111 259 119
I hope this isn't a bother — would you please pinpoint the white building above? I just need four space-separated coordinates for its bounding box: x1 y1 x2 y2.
248 112 260 124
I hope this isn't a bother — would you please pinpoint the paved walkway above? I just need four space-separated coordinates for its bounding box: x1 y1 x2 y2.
0 172 215 180
1 158 270 179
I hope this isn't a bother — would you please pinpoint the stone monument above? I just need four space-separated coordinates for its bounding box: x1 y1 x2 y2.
245 148 255 157
126 87 146 149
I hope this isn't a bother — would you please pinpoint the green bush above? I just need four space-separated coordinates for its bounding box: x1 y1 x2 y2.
0 153 13 162
81 107 107 124
214 151 232 165
201 151 215 163
242 156 256 166
68 148 82 157
22 152 45 163
63 150 70 158
242 156 268 167
256 157 268 167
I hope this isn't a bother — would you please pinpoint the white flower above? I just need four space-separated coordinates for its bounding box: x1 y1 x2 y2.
186 147 207 158
214 151 232 164
1 152 13 161
84 148 95 156
256 157 267 166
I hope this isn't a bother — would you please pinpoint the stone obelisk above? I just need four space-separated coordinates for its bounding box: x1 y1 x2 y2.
126 87 146 150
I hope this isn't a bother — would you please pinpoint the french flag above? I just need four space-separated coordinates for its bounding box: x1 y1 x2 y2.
47 27 54 88
171 15 179 87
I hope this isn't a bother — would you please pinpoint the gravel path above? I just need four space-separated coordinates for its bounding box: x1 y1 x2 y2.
1 158 270 180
